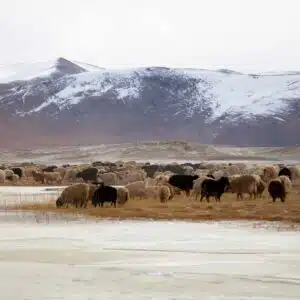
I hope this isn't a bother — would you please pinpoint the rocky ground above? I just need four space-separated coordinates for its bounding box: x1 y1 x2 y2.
1 141 300 165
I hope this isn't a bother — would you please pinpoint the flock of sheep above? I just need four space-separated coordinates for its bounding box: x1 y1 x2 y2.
1 161 299 208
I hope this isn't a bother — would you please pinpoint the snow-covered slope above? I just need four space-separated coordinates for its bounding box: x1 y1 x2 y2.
0 57 300 147
20 66 300 121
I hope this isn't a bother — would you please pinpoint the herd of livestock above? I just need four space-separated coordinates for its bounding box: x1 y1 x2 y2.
1 161 299 208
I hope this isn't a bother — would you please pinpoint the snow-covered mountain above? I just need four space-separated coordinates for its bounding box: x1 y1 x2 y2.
0 57 300 149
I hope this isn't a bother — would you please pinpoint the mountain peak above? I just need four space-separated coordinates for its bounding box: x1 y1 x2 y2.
54 57 86 75
0 57 88 84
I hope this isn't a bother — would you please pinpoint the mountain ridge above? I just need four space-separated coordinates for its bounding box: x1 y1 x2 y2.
0 57 300 149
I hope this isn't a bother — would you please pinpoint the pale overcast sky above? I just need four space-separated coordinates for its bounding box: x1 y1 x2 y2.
0 0 299 72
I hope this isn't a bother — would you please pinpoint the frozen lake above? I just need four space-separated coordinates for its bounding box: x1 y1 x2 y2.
0 213 299 300
0 186 300 299
0 186 66 208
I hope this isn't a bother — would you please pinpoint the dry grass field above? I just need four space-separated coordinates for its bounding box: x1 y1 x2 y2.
10 183 300 223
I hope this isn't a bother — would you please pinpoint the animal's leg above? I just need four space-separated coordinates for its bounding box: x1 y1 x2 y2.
185 190 190 197
206 195 210 202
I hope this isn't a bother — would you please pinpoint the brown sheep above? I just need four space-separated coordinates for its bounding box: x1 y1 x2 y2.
56 183 90 208
125 181 146 199
55 167 67 179
256 178 266 198
43 172 62 185
4 169 14 180
98 172 118 185
261 166 278 184
251 174 266 198
145 186 160 198
279 175 292 193
115 186 130 205
32 170 45 184
229 175 258 200
289 166 300 183
158 185 171 203
159 182 178 199
25 167 38 177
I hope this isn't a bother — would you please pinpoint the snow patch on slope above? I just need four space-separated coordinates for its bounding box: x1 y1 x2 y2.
180 69 300 120
27 69 142 113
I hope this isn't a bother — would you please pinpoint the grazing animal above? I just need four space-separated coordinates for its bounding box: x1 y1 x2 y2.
262 165 278 183
98 172 118 185
278 167 292 180
42 165 57 172
43 172 62 184
268 175 292 203
289 166 300 183
56 183 90 208
92 184 118 207
8 174 19 183
76 167 99 182
32 170 45 184
200 176 230 202
279 175 292 193
229 175 258 200
191 176 212 200
11 167 24 178
125 181 146 199
268 180 286 202
256 178 266 198
158 185 171 203
168 174 199 196
114 186 130 205
4 169 14 180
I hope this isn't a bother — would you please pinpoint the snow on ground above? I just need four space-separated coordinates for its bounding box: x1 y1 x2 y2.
181 69 300 119
0 215 299 299
26 65 300 118
27 68 142 113
0 186 66 208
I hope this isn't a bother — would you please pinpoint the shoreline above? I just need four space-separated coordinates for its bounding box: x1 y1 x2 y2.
8 208 300 223
7 194 300 225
